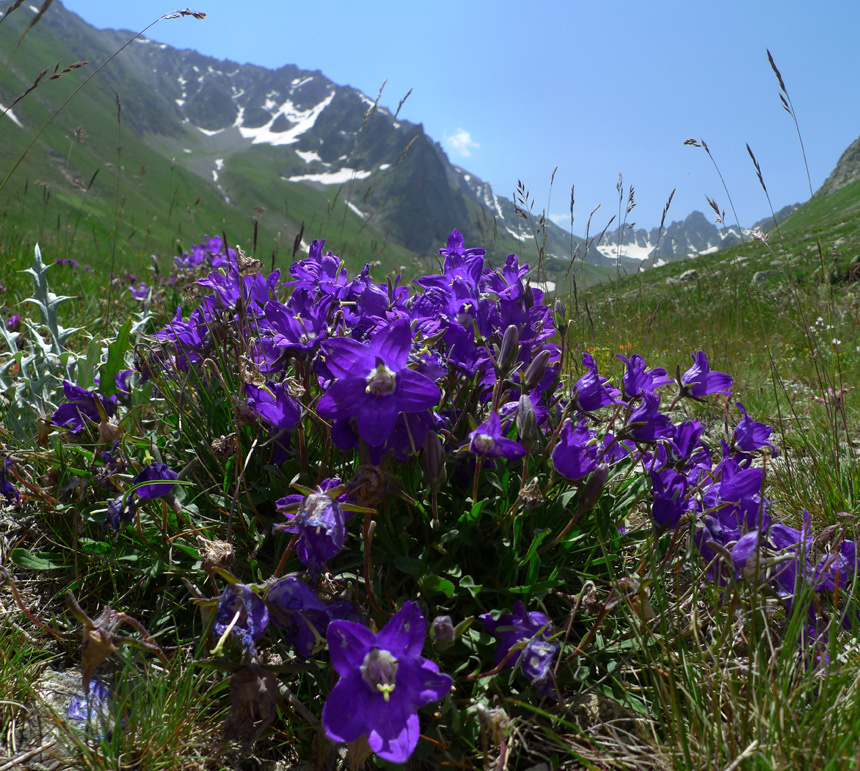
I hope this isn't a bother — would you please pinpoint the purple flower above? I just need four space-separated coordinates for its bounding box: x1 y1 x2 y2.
679 351 733 399
214 584 269 654
317 320 441 447
617 353 671 399
5 314 20 332
277 489 347 576
244 381 302 430
1 457 20 504
570 353 617 413
731 530 762 581
322 601 452 764
104 496 134 531
621 391 675 443
52 381 117 433
468 411 525 460
132 463 178 500
551 419 601 481
650 467 694 530
479 600 558 695
732 402 776 455
265 577 329 657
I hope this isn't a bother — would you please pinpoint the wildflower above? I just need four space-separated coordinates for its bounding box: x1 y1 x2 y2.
214 584 269 655
68 678 114 738
616 352 671 398
468 411 525 460
650 467 694 530
0 457 20 504
731 530 762 581
132 462 178 500
620 390 674 443
52 381 117 434
276 485 347 576
479 600 558 696
551 419 601 481
322 601 452 764
244 381 302 430
5 314 20 332
265 577 329 657
317 319 440 447
732 402 776 455
678 351 733 399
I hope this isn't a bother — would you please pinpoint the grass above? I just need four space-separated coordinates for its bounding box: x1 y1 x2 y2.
2 6 860 770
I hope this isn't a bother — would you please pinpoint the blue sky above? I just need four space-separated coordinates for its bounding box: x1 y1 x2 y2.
61 0 860 232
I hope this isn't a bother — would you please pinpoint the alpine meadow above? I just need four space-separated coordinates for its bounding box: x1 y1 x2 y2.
1 3 860 770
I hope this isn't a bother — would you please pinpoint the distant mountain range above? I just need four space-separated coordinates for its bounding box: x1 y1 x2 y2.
0 0 840 285
596 204 801 266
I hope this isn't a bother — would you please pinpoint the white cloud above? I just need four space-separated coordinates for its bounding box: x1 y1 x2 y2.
549 213 572 230
444 128 479 157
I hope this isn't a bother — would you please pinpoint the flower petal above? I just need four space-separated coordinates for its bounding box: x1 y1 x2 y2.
322 672 371 743
373 319 411 370
323 337 375 379
375 601 425 659
394 369 441 412
327 619 376 675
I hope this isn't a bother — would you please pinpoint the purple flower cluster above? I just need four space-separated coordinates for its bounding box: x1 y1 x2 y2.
140 228 854 760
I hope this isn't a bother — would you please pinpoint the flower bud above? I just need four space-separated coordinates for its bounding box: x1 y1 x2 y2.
495 324 520 376
420 431 446 488
516 395 539 450
578 462 610 513
522 349 551 391
430 615 455 649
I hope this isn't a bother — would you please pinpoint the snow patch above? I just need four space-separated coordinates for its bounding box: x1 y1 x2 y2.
182 148 192 153
239 91 335 146
283 168 372 185
197 126 224 136
506 228 531 243
291 76 313 89
596 242 654 261
295 149 322 164
175 99 185 107
534 280 556 294
378 163 390 171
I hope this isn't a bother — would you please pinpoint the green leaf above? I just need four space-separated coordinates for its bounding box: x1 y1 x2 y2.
99 318 132 399
421 574 455 598
394 556 425 576
10 548 66 570
459 575 482 597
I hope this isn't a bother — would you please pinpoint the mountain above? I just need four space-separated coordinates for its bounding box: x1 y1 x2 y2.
0 0 636 288
817 135 860 198
594 202 804 267
596 210 748 267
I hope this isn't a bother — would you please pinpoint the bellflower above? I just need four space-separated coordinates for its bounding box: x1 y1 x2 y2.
52 381 117 433
468 411 525 460
132 462 178 500
617 352 671 399
1 457 20 504
214 584 269 654
316 319 441 447
322 601 452 764
277 488 347 576
732 402 776 455
679 351 733 399
265 577 330 657
551 419 601 481
479 600 558 695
